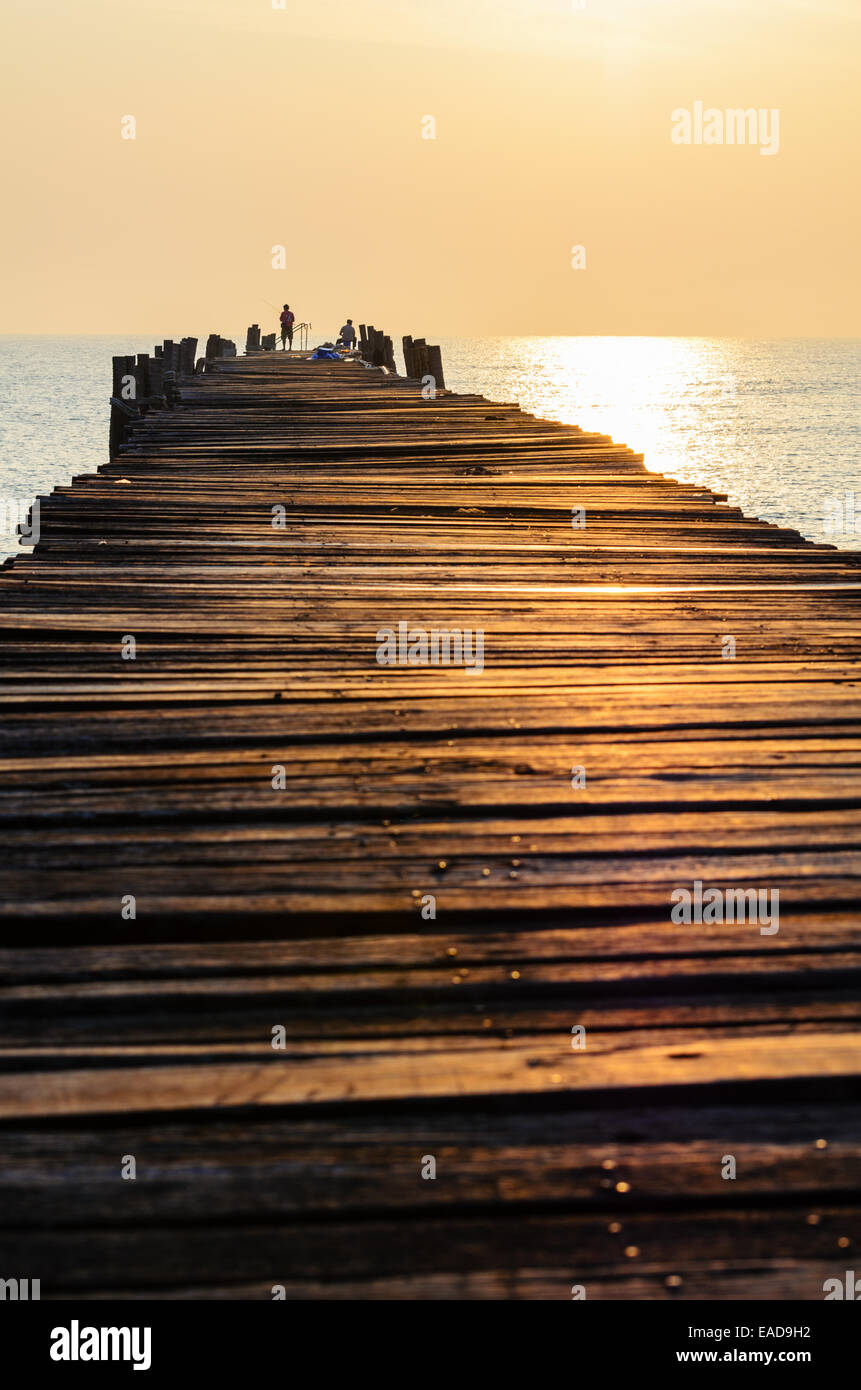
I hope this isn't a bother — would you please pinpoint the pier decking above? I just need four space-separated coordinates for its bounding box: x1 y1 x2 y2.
1 350 860 1299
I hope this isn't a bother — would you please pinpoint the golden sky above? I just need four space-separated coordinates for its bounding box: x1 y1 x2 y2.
1 0 858 335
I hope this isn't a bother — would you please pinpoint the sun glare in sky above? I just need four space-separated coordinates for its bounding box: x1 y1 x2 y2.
0 0 858 334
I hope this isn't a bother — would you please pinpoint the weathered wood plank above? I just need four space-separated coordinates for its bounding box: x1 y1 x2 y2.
2 349 860 1299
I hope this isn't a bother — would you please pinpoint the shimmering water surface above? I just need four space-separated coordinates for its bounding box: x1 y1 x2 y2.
2 335 860 560
1 336 159 561
439 338 861 553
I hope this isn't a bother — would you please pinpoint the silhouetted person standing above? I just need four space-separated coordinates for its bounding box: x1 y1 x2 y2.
280 304 295 350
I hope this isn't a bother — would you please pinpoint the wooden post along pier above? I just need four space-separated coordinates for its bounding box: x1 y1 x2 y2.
1 326 860 1299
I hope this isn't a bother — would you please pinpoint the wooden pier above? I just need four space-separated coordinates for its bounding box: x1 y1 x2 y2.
1 344 860 1299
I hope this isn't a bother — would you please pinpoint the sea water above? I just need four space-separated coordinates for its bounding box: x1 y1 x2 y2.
2 335 859 560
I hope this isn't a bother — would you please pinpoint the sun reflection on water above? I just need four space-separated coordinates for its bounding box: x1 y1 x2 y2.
438 337 861 549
